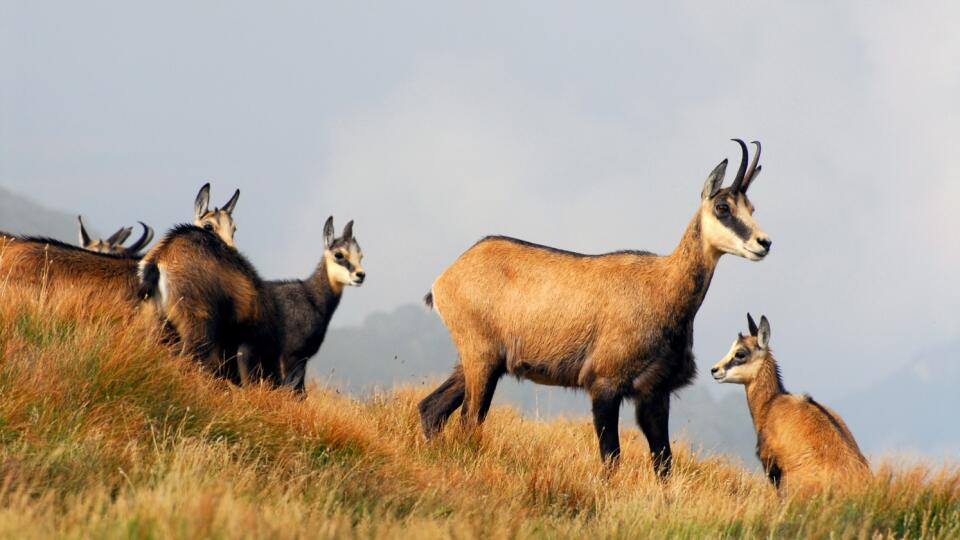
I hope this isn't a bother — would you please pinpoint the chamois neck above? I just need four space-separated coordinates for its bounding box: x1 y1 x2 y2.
745 353 786 432
661 213 720 314
308 257 344 303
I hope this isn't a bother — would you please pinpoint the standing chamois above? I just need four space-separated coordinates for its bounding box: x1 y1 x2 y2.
78 216 154 255
268 217 365 394
138 225 283 386
419 139 772 477
711 315 871 492
0 184 240 301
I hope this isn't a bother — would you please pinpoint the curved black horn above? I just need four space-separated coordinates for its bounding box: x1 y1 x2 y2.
124 222 154 254
730 138 749 192
742 140 762 192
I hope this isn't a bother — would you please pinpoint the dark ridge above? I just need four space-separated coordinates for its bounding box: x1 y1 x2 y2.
476 235 655 258
804 394 847 440
9 233 142 260
424 292 434 309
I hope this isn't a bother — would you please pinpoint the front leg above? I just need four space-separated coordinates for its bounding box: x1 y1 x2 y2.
590 385 623 466
635 391 672 478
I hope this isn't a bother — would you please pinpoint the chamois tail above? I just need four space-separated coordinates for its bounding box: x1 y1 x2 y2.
137 261 160 300
423 291 434 309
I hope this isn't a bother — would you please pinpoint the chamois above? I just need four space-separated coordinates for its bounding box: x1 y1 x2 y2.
0 184 240 300
711 315 871 491
268 217 365 394
79 216 154 255
419 139 772 477
138 225 283 386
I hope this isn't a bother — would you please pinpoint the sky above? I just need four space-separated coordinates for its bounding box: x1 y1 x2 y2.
1 1 958 404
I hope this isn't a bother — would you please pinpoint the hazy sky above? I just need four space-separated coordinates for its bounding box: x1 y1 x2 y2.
2 2 957 402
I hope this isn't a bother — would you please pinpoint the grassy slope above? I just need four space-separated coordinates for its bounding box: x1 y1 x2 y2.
0 284 957 539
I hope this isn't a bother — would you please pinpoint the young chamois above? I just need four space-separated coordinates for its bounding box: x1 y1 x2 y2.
711 315 870 492
78 216 154 255
138 226 283 386
0 184 240 301
419 139 772 477
268 217 365 394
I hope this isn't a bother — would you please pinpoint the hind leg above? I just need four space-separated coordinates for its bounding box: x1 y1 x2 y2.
635 391 672 478
418 364 465 438
460 349 505 430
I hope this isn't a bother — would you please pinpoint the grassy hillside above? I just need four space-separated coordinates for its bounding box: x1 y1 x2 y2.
0 284 958 539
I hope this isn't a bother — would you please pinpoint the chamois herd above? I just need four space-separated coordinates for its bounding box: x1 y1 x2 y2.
0 140 872 493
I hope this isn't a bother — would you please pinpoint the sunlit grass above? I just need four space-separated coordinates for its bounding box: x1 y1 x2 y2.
0 282 957 539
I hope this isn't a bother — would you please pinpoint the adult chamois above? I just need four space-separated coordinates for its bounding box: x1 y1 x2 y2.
711 314 871 492
138 225 283 386
0 184 240 300
419 139 772 477
78 216 154 255
268 217 365 394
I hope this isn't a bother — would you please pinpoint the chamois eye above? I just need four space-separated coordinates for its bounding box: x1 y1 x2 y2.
715 202 730 215
735 350 747 359
203 223 214 231
335 252 344 260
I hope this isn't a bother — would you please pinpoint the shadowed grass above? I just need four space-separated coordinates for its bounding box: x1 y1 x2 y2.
0 282 957 539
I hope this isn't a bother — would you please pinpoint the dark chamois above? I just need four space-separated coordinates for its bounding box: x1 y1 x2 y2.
78 216 154 255
268 217 365 394
419 139 772 477
138 225 283 386
711 315 871 492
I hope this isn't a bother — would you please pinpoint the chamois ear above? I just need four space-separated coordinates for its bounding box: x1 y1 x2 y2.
757 315 771 349
77 216 92 247
194 183 211 220
222 189 240 215
701 159 727 200
323 216 335 248
747 313 759 337
342 220 354 241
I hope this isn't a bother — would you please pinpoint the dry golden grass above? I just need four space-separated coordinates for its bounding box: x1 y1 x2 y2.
0 281 958 539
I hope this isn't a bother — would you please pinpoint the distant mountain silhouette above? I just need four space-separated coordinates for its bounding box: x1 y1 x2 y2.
838 340 960 456
311 303 759 463
0 185 80 241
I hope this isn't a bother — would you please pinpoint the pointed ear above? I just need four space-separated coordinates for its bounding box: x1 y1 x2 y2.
342 220 354 241
78 216 92 247
194 183 211 220
701 159 727 200
323 216 335 248
747 313 759 337
222 189 240 215
757 315 771 349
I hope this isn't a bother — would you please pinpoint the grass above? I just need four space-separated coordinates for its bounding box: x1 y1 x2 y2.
0 283 957 539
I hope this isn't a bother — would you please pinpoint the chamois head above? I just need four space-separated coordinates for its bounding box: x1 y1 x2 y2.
323 216 365 288
711 313 772 384
78 216 154 255
194 183 240 246
699 140 771 261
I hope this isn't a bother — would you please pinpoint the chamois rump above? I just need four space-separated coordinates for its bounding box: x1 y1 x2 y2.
711 314 871 491
419 139 772 477
268 217 365 395
138 226 283 386
78 216 154 255
0 184 240 303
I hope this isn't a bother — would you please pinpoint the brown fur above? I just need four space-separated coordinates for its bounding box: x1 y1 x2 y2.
138 225 283 386
420 141 772 476
711 318 871 492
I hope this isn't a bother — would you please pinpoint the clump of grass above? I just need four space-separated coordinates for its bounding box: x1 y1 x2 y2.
0 282 957 539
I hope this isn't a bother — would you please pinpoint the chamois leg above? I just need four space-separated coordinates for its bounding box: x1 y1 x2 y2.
236 344 255 386
418 364 465 438
460 354 505 429
590 387 623 466
636 391 672 478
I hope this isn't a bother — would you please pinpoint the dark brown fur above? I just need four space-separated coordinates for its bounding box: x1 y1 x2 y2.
138 225 283 385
